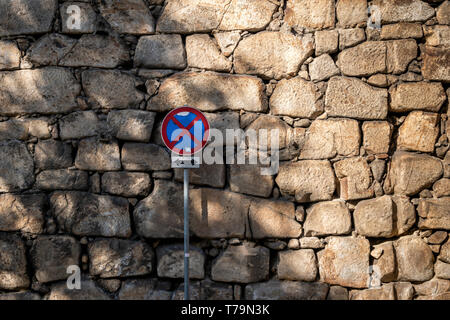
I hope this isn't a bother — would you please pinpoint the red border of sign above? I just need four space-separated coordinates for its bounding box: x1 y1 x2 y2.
161 106 210 156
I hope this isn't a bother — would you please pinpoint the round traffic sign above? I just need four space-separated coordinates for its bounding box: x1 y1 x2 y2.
161 106 210 156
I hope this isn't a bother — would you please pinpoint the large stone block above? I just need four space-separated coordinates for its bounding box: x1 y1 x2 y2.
75 138 121 171
88 238 154 278
121 143 171 171
384 152 443 196
211 243 269 283
186 34 232 72
249 199 301 239
418 198 450 230
0 194 45 234
285 0 335 30
0 233 29 290
0 141 34 192
36 169 89 191
276 160 336 203
82 70 144 109
0 0 57 36
0 68 80 116
372 0 435 23
31 236 81 283
422 46 450 82
397 111 439 153
134 35 186 69
300 119 360 159
101 172 151 197
149 72 267 112
336 0 367 27
245 280 329 300
234 32 314 80
156 244 205 279
0 41 21 70
229 164 274 197
334 157 374 201
277 249 318 281
59 111 103 140
34 140 73 170
390 82 446 113
304 201 351 237
325 77 388 120
50 191 131 237
107 110 155 142
318 237 370 289
337 41 386 77
362 121 392 154
395 236 434 282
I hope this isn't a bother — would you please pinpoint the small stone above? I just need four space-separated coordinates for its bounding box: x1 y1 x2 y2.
107 110 155 142
0 141 34 192
102 172 151 197
211 243 269 283
435 261 450 280
350 283 395 300
381 23 423 40
337 41 386 76
397 111 439 153
362 121 392 154
59 111 103 140
97 279 121 293
372 0 435 23
367 74 388 87
134 34 186 69
334 157 374 200
370 159 386 182
395 282 414 300
121 143 171 171
0 194 45 234
264 240 287 251
304 201 352 237
428 231 448 245
299 237 325 249
89 239 154 278
437 1 450 25
338 28 366 50
213 31 241 57
186 34 231 72
327 286 349 300
277 249 317 281
75 138 121 171
287 239 300 250
336 0 367 27
439 239 450 263
0 40 21 70
156 244 205 279
433 179 450 198
418 198 450 230
0 233 29 290
315 30 339 55
309 54 340 82
31 236 81 283
395 236 434 282
35 140 73 170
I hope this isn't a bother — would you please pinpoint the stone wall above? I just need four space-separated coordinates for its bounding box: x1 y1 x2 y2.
0 0 449 300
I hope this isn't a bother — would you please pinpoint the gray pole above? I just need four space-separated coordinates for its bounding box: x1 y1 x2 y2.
184 168 190 300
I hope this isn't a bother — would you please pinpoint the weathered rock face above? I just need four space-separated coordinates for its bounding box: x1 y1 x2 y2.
304 201 351 237
48 280 111 300
277 249 318 281
34 140 73 169
102 172 151 197
418 198 450 230
384 152 443 196
350 283 396 300
50 191 131 237
389 82 446 112
325 77 388 120
362 121 392 154
372 0 435 23
0 41 21 70
31 236 80 283
0 141 34 192
270 77 324 118
249 199 301 239
276 161 336 203
397 111 439 153
0 0 57 36
234 32 314 80
107 110 155 142
0 233 29 290
149 72 267 112
89 239 154 278
245 280 329 300
211 243 269 283
336 0 367 27
309 54 340 81
134 35 186 69
334 157 374 201
59 111 103 140
337 41 386 77
60 2 97 34
229 164 274 197
318 237 370 289
395 236 434 282
36 169 89 191
82 70 144 110
422 46 450 82
75 138 121 171
381 22 423 40
0 194 45 234
98 0 155 35
122 143 170 171
300 119 360 159
156 244 205 279
174 164 226 188
285 0 335 30
0 68 80 116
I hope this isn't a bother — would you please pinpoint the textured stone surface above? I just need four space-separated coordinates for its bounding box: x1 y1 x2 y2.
0 41 21 70
212 243 269 283
0 0 57 36
277 249 317 281
386 39 417 74
98 0 155 35
338 28 365 49
389 82 446 112
315 30 339 55
336 0 367 27
122 143 171 171
82 70 144 110
354 196 394 237
424 25 450 47
234 32 314 80
285 0 335 30
395 236 434 282
373 0 434 23
107 110 155 142
0 68 80 116
309 54 340 81
89 239 153 278
304 201 351 237
334 157 374 201
60 2 96 34
0 233 29 290
440 239 450 263
149 72 267 112
157 244 205 279
59 111 102 140
134 35 186 69
102 172 151 197
337 42 387 77
350 283 395 300
435 261 450 280
384 152 443 196
433 179 450 198
48 280 110 300
249 199 301 239
325 77 388 120
318 237 370 289
270 77 323 118
300 119 360 159
0 194 45 234
186 34 232 72
373 241 396 282
381 23 423 40
397 111 439 153
0 141 34 192
229 164 274 197
418 198 450 230
75 138 121 171
362 121 392 154
276 160 336 203
31 236 80 283
35 140 72 170
174 164 226 188
36 169 88 191
423 46 450 82
50 191 131 237
437 1 450 25
245 280 329 300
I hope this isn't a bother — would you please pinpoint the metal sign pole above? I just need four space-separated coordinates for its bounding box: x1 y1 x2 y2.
183 168 190 300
